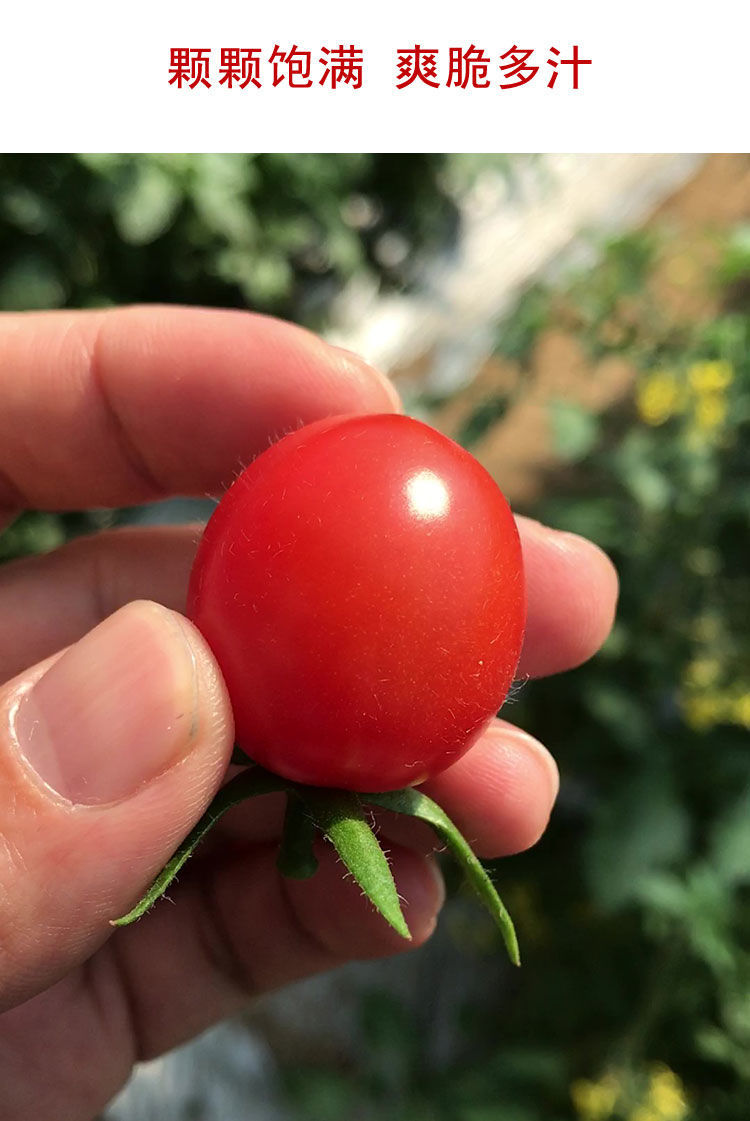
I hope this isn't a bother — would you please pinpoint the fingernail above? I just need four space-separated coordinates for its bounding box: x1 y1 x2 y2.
545 530 619 596
489 725 560 803
522 518 615 570
379 374 404 414
13 602 199 805
541 524 607 558
553 528 603 551
333 345 404 413
522 517 587 547
425 855 447 910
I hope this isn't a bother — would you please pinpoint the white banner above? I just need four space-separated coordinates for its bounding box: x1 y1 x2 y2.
1 0 746 151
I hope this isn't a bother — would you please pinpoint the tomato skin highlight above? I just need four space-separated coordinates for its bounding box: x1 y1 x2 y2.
187 413 526 792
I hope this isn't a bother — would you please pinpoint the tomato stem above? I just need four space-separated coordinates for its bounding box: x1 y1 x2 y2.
277 794 319 879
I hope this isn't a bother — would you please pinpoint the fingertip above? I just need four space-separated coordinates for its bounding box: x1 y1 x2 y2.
0 306 408 510
518 518 619 677
396 849 446 946
0 600 237 1008
556 528 619 616
329 344 403 414
423 722 558 859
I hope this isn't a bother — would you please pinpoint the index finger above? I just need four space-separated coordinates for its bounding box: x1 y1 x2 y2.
0 306 400 511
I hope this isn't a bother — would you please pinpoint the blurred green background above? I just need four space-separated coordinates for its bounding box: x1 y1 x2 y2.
1 154 749 1121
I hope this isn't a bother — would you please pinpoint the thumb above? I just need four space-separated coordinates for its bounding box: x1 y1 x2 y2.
0 600 233 1011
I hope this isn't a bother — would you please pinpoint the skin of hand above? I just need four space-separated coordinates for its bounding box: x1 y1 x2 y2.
0 306 618 1121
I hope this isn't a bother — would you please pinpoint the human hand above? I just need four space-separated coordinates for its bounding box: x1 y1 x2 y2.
0 306 618 1120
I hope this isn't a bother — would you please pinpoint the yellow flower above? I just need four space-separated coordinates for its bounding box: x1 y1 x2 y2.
688 360 734 393
732 693 750 729
571 1073 620 1120
645 1064 689 1120
682 658 721 689
637 371 683 426
693 393 727 432
685 687 750 731
630 1108 660 1121
681 691 726 731
691 614 720 643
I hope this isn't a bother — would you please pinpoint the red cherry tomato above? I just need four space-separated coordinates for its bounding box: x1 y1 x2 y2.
187 414 526 792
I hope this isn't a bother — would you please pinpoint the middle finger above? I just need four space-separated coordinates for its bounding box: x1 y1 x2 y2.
0 518 615 684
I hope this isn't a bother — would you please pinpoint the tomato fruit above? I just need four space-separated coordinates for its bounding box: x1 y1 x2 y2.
187 414 525 791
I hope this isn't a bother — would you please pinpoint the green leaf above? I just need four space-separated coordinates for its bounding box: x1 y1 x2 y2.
635 870 689 917
0 511 66 560
548 399 599 462
0 254 66 309
112 160 181 245
304 790 411 940
583 681 653 749
615 429 672 512
458 395 510 448
364 788 520 965
584 769 690 910
709 782 750 886
111 767 287 926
